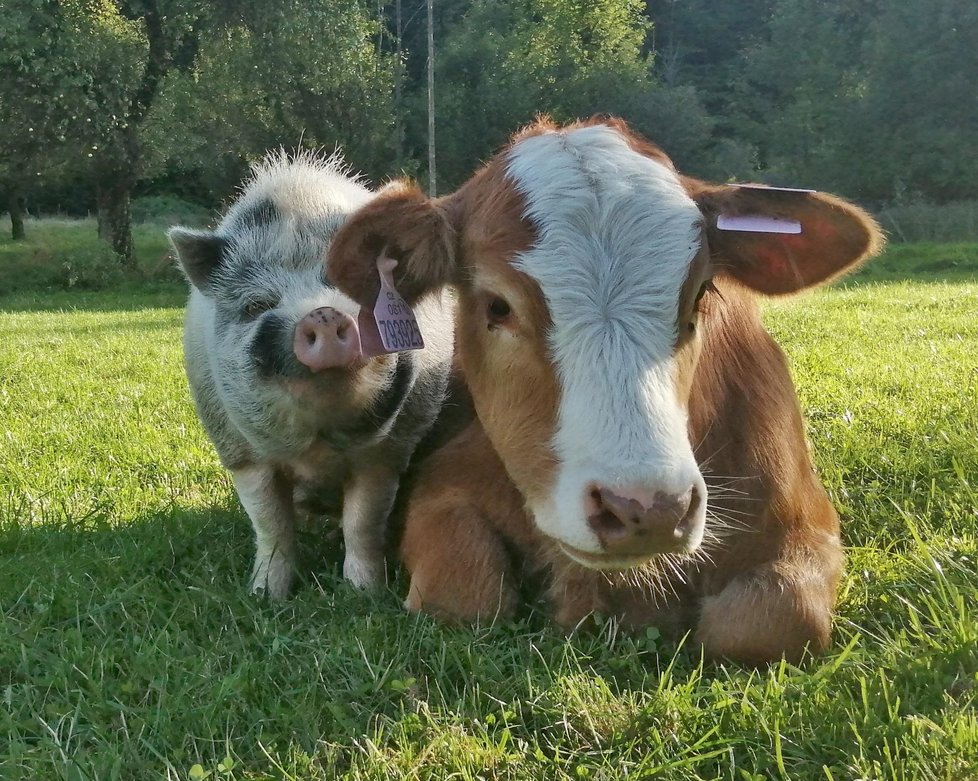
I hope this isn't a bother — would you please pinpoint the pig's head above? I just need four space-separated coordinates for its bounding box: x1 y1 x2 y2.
327 119 882 569
169 152 408 453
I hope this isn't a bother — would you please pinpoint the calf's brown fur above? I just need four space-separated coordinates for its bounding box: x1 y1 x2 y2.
327 118 883 665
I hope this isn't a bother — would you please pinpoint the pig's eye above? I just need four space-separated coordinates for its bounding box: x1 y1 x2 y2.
243 300 275 320
487 296 512 329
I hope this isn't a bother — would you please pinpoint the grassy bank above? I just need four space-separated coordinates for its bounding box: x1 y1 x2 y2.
0 244 976 779
0 218 185 294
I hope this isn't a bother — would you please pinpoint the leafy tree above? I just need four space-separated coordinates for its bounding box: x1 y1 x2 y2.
237 0 397 181
8 0 975 238
76 0 233 265
739 0 876 192
645 0 775 119
406 0 656 190
627 84 715 175
0 0 99 239
648 0 978 202
139 1 397 217
853 0 978 202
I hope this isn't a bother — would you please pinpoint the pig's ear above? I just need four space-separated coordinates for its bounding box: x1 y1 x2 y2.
327 181 456 307
691 182 885 295
168 227 226 295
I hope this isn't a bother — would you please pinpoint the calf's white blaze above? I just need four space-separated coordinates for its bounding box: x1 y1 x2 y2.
506 126 707 557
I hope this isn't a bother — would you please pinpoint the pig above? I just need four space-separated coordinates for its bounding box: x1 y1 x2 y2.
168 151 455 599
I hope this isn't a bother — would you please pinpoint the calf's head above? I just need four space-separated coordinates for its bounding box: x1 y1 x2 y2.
327 119 882 569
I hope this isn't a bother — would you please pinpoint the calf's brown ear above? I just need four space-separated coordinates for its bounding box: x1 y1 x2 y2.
691 182 885 295
326 181 457 307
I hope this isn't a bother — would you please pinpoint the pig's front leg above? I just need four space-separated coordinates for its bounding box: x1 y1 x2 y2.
233 464 297 599
340 464 398 588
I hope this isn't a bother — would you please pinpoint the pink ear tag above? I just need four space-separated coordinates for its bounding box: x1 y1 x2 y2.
716 214 802 234
356 255 425 357
717 184 814 234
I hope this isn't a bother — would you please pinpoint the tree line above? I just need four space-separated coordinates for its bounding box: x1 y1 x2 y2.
1 0 975 261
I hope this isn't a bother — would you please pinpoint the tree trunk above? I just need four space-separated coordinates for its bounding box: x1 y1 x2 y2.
9 190 25 241
96 181 134 266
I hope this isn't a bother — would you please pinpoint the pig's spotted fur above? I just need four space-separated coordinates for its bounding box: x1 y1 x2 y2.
213 151 374 313
171 150 456 598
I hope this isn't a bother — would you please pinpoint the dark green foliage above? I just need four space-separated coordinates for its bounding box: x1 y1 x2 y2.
418 0 656 189
650 0 978 206
3 0 977 245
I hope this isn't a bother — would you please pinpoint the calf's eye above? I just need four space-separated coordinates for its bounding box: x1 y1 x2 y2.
487 296 512 329
694 278 715 307
687 278 716 334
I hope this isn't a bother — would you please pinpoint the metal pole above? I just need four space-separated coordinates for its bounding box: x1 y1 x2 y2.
395 0 403 167
426 0 436 196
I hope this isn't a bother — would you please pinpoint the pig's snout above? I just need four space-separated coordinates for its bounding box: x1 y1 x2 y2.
293 308 361 371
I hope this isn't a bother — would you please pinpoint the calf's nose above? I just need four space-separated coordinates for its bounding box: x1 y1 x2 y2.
293 307 361 371
587 484 701 557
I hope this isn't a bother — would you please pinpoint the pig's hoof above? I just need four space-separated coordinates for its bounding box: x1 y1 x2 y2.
250 556 294 600
343 552 385 589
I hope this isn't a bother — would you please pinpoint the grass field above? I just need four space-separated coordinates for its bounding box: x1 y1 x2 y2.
1 234 976 780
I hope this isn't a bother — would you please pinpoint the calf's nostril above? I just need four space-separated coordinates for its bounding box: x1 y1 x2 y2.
588 509 627 540
674 486 701 538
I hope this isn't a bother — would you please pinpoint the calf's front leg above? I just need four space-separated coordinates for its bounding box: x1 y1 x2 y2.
401 495 520 624
399 422 532 622
695 531 843 665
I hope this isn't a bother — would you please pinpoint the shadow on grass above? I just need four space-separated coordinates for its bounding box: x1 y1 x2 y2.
0 500 348 596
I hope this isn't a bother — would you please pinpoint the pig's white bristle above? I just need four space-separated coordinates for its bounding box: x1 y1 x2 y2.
245 147 360 191
219 147 374 237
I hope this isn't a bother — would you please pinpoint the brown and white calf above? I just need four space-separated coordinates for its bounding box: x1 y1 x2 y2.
327 118 884 664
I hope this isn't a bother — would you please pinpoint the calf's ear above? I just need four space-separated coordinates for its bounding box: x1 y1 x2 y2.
690 182 885 295
326 181 457 307
168 227 226 295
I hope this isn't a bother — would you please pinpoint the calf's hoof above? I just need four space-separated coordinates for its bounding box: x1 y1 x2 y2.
695 571 833 665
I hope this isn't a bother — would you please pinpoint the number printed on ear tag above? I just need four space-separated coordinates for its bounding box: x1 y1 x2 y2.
370 256 425 354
